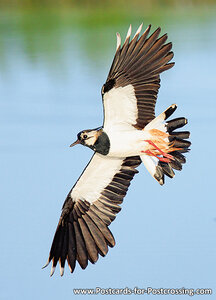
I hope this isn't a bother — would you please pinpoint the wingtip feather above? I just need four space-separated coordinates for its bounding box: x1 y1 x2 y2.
147 24 152 31
116 32 121 50
134 23 143 38
60 266 64 276
125 24 132 40
50 266 56 277
42 259 50 269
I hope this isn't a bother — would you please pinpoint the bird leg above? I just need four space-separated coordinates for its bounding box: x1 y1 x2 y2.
143 149 171 163
142 139 175 163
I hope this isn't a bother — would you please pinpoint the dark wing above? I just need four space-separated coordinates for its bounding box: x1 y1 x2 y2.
102 24 174 130
43 153 141 276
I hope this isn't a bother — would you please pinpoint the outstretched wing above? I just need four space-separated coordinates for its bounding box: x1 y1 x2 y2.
102 24 174 130
44 154 141 276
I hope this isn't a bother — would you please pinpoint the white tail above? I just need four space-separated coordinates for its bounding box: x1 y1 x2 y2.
140 104 190 185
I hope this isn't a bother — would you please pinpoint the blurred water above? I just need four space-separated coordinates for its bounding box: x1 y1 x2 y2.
0 9 216 300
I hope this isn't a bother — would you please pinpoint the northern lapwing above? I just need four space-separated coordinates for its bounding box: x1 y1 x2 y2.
43 24 191 276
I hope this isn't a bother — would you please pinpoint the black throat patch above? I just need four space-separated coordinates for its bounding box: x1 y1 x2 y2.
93 131 110 155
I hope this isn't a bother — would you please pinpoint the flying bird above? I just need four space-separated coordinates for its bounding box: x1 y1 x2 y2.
43 24 191 276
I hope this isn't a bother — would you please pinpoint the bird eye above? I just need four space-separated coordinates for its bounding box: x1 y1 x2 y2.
83 134 88 139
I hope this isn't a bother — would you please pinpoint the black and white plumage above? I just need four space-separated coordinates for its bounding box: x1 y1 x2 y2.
43 24 191 276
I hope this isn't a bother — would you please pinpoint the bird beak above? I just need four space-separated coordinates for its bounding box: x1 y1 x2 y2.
69 139 81 147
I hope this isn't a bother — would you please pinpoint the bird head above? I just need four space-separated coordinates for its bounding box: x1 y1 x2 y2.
70 129 101 149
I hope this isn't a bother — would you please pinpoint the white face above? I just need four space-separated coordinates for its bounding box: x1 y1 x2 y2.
79 130 99 147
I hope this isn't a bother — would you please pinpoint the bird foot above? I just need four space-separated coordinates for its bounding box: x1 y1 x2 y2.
141 140 175 163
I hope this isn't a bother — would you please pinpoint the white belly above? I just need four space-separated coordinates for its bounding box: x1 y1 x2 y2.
104 126 150 158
